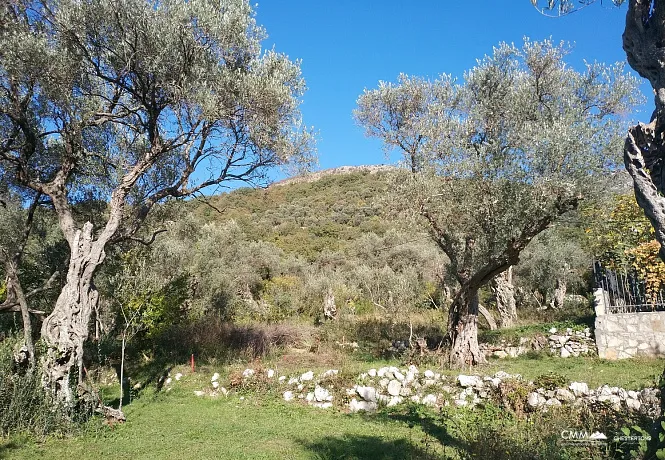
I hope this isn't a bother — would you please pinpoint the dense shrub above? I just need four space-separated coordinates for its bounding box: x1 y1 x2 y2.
0 335 85 437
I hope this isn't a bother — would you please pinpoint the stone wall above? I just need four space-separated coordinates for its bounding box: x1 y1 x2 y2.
594 289 665 359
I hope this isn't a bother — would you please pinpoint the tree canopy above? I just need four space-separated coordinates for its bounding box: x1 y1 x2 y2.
355 39 641 366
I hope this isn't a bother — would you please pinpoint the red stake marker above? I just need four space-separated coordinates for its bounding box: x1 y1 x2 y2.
191 354 195 373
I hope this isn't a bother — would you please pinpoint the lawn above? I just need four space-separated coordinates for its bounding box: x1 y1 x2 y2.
2 353 663 460
1 389 447 460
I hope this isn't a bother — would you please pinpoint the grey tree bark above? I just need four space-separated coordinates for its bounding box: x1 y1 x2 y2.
478 303 498 331
40 222 104 404
550 277 567 309
623 1 665 260
491 266 517 328
5 262 35 368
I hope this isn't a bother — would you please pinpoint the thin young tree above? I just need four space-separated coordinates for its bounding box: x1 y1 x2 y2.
0 0 314 404
355 39 640 366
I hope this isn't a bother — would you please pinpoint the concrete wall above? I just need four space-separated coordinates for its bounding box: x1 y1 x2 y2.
594 289 665 359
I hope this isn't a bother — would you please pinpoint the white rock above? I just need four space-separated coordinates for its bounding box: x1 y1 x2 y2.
300 371 314 381
489 378 501 388
408 365 419 374
423 379 436 387
267 369 275 378
368 369 377 377
211 373 220 382
628 390 639 400
379 378 390 388
312 402 333 409
454 399 468 407
212 381 219 389
549 327 557 333
175 373 183 381
399 386 412 397
297 384 304 391
387 380 402 397
555 388 575 402
377 395 391 404
387 396 403 407
283 391 294 401
220 387 228 397
458 375 483 388
377 367 388 377
314 386 331 402
405 372 416 383
560 348 571 358
546 398 562 407
422 394 438 406
278 376 286 383
394 371 405 381
349 399 377 413
424 370 435 379
569 382 589 397
493 350 508 359
356 386 377 402
242 369 254 378
194 390 205 397
626 398 641 411
166 377 172 385
321 369 338 378
410 395 421 403
288 377 299 385
528 392 547 408
306 392 314 402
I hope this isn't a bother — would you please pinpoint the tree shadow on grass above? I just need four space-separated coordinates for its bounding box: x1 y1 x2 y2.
298 434 445 460
0 439 25 459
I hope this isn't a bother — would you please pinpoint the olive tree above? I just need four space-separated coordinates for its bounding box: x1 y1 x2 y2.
534 1 665 267
0 0 314 405
355 39 640 366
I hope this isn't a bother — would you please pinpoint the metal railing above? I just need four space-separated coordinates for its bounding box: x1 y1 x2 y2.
593 261 665 314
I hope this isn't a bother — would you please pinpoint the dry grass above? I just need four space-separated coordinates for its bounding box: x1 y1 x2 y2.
157 317 315 362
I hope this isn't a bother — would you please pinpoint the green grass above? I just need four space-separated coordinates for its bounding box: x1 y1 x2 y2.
2 354 663 459
1 389 446 459
435 355 664 390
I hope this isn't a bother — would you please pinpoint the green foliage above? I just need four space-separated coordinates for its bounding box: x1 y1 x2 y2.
0 335 81 436
534 372 568 391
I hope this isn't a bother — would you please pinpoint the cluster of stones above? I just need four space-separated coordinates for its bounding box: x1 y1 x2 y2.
527 382 659 417
174 365 659 418
480 327 596 359
547 327 596 358
280 369 339 409
481 336 543 359
346 366 495 412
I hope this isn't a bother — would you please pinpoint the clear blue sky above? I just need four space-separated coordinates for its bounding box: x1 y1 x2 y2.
255 1 650 174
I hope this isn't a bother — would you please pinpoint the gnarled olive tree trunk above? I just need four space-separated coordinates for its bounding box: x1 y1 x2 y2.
491 266 516 328
40 222 105 405
623 1 665 259
448 285 486 367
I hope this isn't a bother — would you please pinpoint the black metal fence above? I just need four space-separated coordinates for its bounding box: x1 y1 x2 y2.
592 261 665 314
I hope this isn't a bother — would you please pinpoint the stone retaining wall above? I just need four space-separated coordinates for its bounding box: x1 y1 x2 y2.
594 289 665 359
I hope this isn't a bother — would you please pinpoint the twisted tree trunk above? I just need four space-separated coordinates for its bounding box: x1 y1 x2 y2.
448 285 486 367
5 263 35 367
40 222 105 405
491 266 516 328
623 1 665 260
